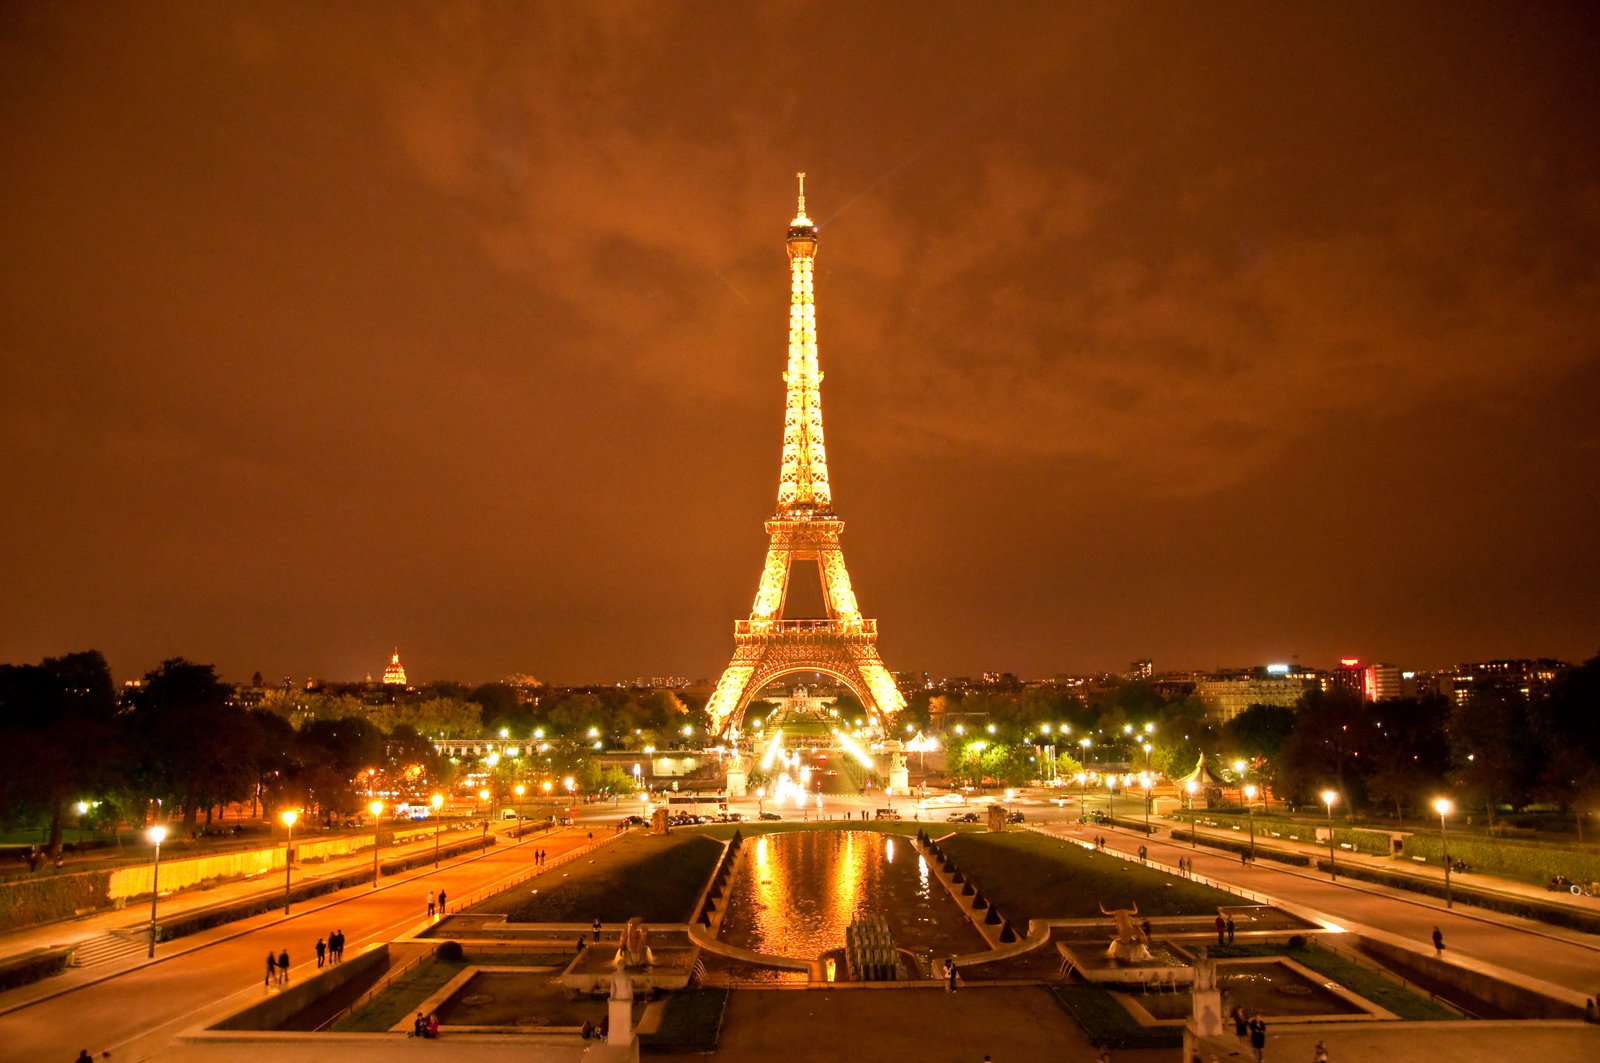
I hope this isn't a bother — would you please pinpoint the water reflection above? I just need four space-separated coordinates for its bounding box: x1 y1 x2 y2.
719 830 987 961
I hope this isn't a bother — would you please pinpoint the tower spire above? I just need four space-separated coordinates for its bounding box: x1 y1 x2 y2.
794 171 809 223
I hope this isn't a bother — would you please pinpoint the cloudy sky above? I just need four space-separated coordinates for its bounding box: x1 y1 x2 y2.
2 2 1597 686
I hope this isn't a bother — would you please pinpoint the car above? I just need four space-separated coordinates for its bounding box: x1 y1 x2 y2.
955 812 981 823
1006 811 1025 824
621 815 647 827
873 808 901 820
758 811 783 821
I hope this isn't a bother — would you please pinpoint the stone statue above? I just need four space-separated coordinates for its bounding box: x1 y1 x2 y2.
1100 901 1154 962
609 963 633 1001
1193 947 1217 991
613 916 655 969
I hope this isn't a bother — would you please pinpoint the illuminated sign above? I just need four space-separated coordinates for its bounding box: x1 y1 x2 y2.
1266 663 1290 674
1339 658 1360 668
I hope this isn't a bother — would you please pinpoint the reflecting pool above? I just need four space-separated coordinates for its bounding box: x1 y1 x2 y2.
719 830 987 961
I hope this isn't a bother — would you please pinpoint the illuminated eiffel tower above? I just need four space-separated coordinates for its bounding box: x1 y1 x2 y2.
703 175 906 738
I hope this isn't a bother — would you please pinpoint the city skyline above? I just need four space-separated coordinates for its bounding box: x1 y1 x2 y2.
3 4 1598 685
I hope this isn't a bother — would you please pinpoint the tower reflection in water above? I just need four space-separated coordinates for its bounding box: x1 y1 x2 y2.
722 830 985 962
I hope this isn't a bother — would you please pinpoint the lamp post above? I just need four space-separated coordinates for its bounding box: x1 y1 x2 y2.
757 787 766 817
479 788 490 848
146 824 167 957
1435 797 1454 908
1185 780 1199 848
1141 776 1152 835
1106 776 1116 827
279 809 298 914
1075 772 1087 823
431 793 443 867
514 783 526 842
1321 790 1338 880
1244 784 1258 862
369 800 384 888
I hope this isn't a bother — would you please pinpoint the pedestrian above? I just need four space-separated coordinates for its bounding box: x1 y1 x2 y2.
1241 850 1248 866
413 1012 427 1037
428 890 436 917
437 889 447 915
1432 926 1444 956
576 936 587 954
592 917 602 942
316 937 326 967
277 947 290 985
1226 915 1236 945
333 929 344 963
265 951 275 988
1138 844 1147 863
76 1052 94 1063
944 956 958 993
425 1013 439 1039
1314 1040 1329 1062
1231 1004 1248 1042
1248 1012 1267 1063
1215 914 1226 946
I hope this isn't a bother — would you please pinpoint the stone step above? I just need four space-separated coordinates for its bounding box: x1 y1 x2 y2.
69 930 146 967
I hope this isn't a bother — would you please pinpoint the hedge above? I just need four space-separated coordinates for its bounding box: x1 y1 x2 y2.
1311 858 1600 933
0 946 73 992
0 869 114 933
156 834 494 944
1167 829 1312 867
1104 816 1159 835
1396 833 1600 889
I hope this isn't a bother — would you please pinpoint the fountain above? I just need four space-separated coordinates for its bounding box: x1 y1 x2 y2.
1101 902 1154 962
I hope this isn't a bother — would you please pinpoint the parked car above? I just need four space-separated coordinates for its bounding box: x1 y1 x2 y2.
1005 811 1025 824
621 815 647 827
955 812 981 823
874 808 901 820
758 811 783 821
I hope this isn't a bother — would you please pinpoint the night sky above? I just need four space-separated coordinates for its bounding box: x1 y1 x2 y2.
2 2 1597 686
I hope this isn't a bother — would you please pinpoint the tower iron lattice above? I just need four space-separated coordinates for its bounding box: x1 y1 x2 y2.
703 174 906 738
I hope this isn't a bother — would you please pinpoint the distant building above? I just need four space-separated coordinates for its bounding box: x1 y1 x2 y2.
1328 658 1365 697
382 649 408 687
1440 658 1569 704
1363 662 1402 701
1194 666 1315 723
1130 658 1154 680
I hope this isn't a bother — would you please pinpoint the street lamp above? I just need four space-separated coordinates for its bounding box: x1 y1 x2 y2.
1321 790 1339 880
479 788 490 847
1244 784 1259 862
1185 780 1199 848
514 783 526 842
1141 775 1152 835
369 800 384 888
1434 797 1454 908
146 824 167 957
1106 776 1116 826
757 787 766 817
1075 772 1087 823
279 809 298 915
431 793 443 867
1142 742 1152 770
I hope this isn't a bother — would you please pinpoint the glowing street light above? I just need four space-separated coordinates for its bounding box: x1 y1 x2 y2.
1435 797 1455 908
146 824 167 957
431 793 443 867
1185 780 1199 849
514 783 526 842
1141 775 1153 835
369 800 384 888
279 809 298 914
1321 790 1339 880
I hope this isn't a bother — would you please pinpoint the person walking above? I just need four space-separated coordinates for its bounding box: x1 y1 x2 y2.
592 917 602 943
1432 926 1444 956
276 947 290 985
1215 914 1226 946
428 890 436 917
1226 915 1236 944
1241 850 1248 866
1314 1040 1329 1062
315 937 326 968
265 952 276 988
1248 1012 1267 1063
437 890 447 915
330 929 343 964
944 956 958 993
1231 1004 1248 1043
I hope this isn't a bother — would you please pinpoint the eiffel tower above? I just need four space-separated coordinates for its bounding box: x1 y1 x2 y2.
703 175 906 738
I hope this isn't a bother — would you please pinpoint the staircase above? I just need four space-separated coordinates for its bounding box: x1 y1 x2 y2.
68 930 147 968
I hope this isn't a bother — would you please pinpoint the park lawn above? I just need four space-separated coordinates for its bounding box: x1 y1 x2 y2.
938 831 1242 923
484 832 724 923
329 957 468 1032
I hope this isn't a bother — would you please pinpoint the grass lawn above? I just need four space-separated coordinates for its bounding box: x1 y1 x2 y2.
472 832 724 923
640 987 729 1052
329 957 468 1032
1049 985 1184 1050
939 831 1242 923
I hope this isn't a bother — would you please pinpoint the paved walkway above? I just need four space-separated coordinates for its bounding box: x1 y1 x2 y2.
0 819 516 980
1036 818 1600 1010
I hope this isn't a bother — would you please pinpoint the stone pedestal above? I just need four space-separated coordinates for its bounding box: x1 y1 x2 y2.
725 757 748 799
650 807 670 835
607 994 633 1046
987 805 1007 832
887 751 908 792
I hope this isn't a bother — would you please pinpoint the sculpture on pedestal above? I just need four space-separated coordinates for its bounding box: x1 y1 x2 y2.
1100 901 1154 962
613 916 656 969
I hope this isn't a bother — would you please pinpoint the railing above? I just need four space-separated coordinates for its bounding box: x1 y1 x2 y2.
734 618 877 637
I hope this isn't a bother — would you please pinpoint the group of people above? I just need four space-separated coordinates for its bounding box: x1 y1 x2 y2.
1091 834 1109 850
1228 1006 1270 1062
533 849 549 868
427 890 448 917
264 948 290 986
1214 913 1237 945
411 1011 440 1038
578 1016 610 1039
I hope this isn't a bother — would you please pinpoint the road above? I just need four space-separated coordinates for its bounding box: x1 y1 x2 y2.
0 824 595 1062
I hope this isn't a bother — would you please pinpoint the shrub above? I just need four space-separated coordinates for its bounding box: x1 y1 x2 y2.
0 870 114 933
1312 859 1600 933
1167 830 1311 866
435 940 464 962
0 946 73 992
1049 985 1183 1050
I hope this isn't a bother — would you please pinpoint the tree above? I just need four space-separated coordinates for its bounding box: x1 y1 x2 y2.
1448 687 1536 828
126 659 252 837
0 650 121 858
